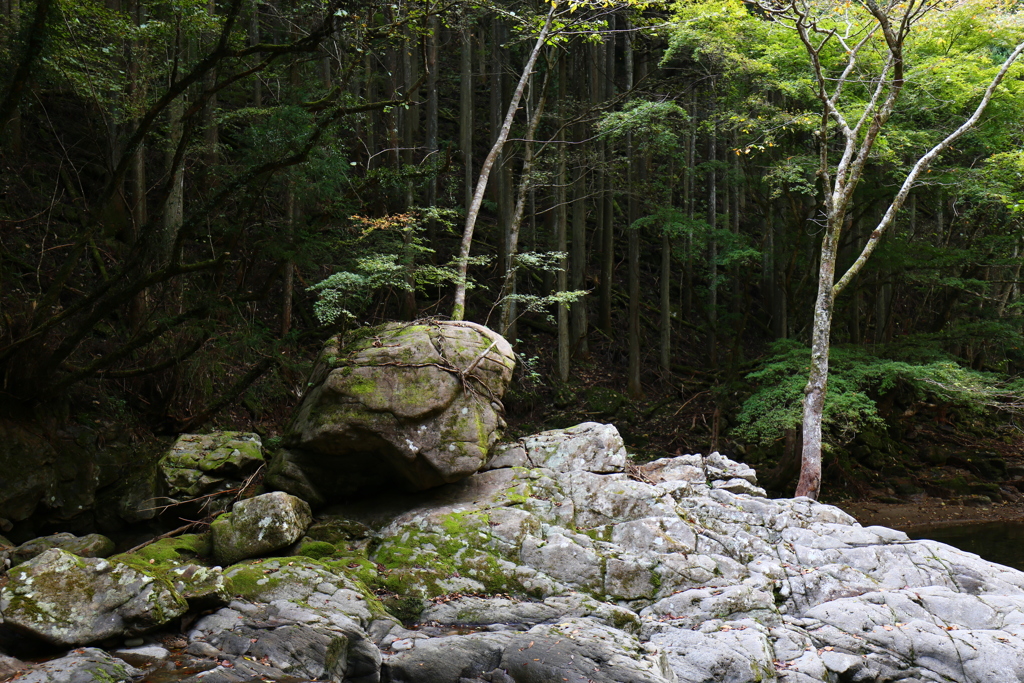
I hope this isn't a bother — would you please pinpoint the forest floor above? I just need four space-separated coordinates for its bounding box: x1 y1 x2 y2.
502 331 1024 534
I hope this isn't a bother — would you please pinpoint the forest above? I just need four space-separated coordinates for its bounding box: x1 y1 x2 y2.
2 0 1024 499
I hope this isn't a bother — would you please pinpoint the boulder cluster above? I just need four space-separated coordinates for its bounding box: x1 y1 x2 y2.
1 323 1024 683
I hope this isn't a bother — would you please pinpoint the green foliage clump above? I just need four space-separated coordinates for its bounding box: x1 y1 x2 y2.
734 340 1022 446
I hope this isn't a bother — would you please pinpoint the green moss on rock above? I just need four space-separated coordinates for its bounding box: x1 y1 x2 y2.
297 540 337 560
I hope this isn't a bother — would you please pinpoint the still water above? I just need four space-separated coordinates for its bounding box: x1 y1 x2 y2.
909 522 1024 571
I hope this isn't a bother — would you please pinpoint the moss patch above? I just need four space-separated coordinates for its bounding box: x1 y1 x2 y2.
113 533 212 570
296 540 337 560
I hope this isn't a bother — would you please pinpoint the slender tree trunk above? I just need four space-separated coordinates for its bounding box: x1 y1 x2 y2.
201 0 218 170
762 207 779 338
491 18 512 280
281 184 295 336
570 48 588 356
684 92 696 319
599 17 615 334
451 4 556 321
460 22 474 210
499 62 549 337
384 45 400 179
162 95 184 262
126 0 147 238
126 0 147 328
556 55 570 383
625 23 642 399
281 50 301 336
4 0 22 155
400 27 417 319
706 102 718 369
249 5 262 106
795 213 840 499
425 16 439 250
363 54 376 170
660 230 671 372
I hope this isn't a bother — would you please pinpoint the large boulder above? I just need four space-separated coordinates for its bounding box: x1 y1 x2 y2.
211 491 312 565
0 548 188 646
159 431 265 513
268 321 515 503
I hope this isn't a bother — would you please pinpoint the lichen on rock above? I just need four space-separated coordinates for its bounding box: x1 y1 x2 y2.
0 548 187 646
211 491 312 565
268 321 515 503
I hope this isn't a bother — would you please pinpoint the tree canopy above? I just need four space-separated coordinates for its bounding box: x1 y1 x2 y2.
1 0 1023 496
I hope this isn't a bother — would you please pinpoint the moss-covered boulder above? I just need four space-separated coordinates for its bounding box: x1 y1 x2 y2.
269 321 515 503
158 432 265 512
0 548 187 646
11 531 115 566
113 534 230 609
211 491 312 565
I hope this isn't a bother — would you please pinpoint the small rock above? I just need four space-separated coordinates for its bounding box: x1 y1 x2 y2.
392 638 415 650
113 644 171 662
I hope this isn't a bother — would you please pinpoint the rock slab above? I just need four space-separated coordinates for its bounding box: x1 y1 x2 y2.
10 531 115 566
13 648 141 683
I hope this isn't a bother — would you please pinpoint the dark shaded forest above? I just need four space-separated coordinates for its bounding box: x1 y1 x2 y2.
2 0 1024 498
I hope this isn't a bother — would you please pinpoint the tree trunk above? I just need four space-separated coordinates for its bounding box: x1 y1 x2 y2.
425 16 439 252
660 230 671 372
162 94 184 262
499 60 550 338
451 4 556 321
569 48 588 356
795 213 840 499
556 54 570 383
249 5 262 106
706 103 718 369
400 27 417 319
625 23 642 399
460 23 474 210
281 184 295 336
684 92 696 319
281 49 301 336
3 0 23 155
599 18 615 334
201 0 218 170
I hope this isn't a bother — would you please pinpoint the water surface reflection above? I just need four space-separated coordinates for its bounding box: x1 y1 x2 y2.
909 521 1024 571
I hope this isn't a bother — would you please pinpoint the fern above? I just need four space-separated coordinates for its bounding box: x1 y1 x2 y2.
733 340 1023 446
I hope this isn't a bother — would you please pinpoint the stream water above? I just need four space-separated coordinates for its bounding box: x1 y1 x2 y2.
909 522 1024 571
